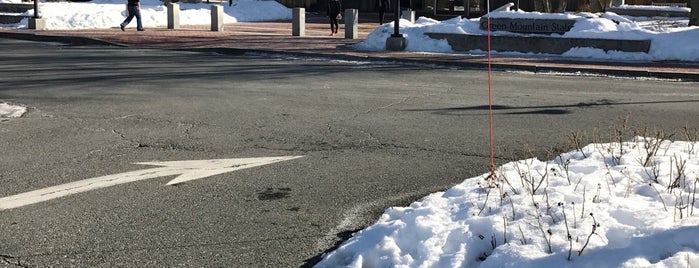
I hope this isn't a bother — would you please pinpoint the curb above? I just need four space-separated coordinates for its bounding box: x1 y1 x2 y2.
192 47 699 81
0 31 127 47
2 31 699 81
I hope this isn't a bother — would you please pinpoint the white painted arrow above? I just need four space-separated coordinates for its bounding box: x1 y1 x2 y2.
0 156 303 211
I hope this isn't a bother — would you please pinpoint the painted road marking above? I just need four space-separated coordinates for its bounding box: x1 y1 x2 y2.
0 156 303 211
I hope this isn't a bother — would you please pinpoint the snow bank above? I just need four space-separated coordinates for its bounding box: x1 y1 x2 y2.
0 102 26 118
317 137 699 268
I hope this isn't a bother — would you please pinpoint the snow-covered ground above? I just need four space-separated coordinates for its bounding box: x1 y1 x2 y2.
317 138 699 267
0 102 26 118
356 7 699 61
1 1 698 267
0 0 697 61
0 0 292 29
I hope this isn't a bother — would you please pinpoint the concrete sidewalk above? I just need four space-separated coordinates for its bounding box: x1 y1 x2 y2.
2 14 699 80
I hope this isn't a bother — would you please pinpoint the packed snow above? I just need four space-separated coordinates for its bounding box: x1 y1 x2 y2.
356 9 699 61
0 0 697 61
1 1 698 267
317 138 699 267
0 0 292 29
0 102 26 118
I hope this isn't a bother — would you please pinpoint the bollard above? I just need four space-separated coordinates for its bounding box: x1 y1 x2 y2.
29 18 45 30
344 9 358 39
211 5 224 32
691 0 699 26
400 9 415 23
292 7 305 36
29 0 45 30
167 3 180 29
611 0 624 6
386 36 407 51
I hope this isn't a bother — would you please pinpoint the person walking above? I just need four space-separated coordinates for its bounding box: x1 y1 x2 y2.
327 0 342 36
120 0 143 31
376 0 390 24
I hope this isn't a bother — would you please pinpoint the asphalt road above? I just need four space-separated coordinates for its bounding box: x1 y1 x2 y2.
1 38 697 267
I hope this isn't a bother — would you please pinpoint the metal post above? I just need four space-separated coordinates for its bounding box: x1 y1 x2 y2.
29 0 45 30
392 0 401 37
465 0 470 17
33 0 39 18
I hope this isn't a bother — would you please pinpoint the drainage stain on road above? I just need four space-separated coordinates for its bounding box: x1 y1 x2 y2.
257 187 291 201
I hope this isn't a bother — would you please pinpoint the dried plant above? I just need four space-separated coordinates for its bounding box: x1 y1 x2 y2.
674 191 688 221
532 162 550 195
560 157 572 185
559 202 573 261
643 162 661 184
578 213 600 256
499 172 520 195
478 179 494 216
638 130 675 167
592 184 602 203
503 192 516 221
581 185 587 219
534 204 553 254
518 224 527 245
503 215 509 244
668 154 687 192
681 126 697 154
691 177 698 216
571 201 578 229
648 183 668 212
620 168 643 198
641 137 662 167
612 117 630 166
569 131 588 158
603 164 616 195
574 175 586 192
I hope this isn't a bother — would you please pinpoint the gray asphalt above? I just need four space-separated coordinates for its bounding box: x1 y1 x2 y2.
0 38 697 267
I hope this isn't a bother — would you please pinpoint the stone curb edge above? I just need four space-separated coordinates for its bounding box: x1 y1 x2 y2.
186 47 699 81
0 31 128 47
2 31 698 81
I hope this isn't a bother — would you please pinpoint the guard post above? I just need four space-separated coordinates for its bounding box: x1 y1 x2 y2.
344 9 358 39
28 0 45 30
292 7 305 36
167 3 180 29
386 0 407 51
211 5 224 31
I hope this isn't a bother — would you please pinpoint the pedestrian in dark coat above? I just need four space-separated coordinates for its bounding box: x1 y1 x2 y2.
376 0 390 24
119 0 143 31
327 0 342 35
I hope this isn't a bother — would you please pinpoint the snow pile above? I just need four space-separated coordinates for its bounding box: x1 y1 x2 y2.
354 10 699 62
0 0 291 30
0 102 26 118
317 137 699 268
